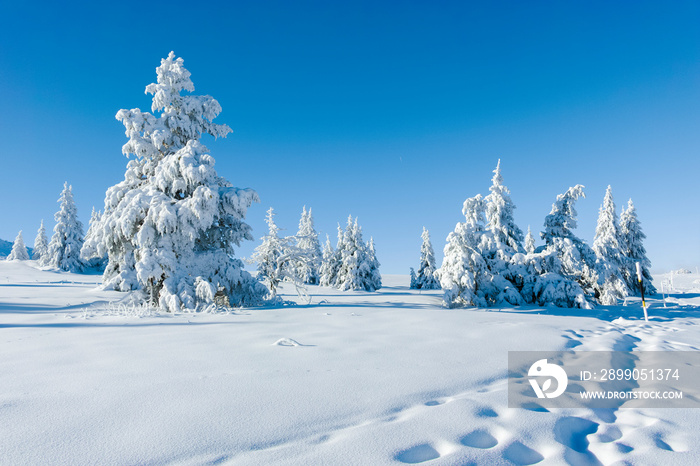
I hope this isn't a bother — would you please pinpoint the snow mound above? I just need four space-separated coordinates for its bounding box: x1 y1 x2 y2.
273 338 303 347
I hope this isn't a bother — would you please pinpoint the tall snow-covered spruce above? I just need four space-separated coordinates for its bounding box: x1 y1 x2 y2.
592 186 628 304
539 184 597 307
410 227 440 290
619 199 656 295
33 220 48 261
294 206 322 285
7 231 30 261
46 182 85 272
82 52 265 311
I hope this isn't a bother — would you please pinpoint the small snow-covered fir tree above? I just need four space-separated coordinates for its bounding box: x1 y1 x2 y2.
592 186 628 304
409 267 417 289
619 199 656 295
325 224 346 287
319 235 336 287
365 237 382 291
411 227 440 290
46 182 85 272
33 220 48 262
83 52 264 310
485 160 524 256
7 231 30 261
294 206 322 285
524 226 536 255
251 207 301 298
335 216 380 291
81 207 107 269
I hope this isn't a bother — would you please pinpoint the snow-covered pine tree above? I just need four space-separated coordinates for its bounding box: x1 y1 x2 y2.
82 52 264 310
251 207 300 298
33 220 48 262
411 227 440 290
619 199 656 295
592 186 628 304
7 231 30 261
524 226 536 255
294 206 322 285
365 237 382 291
439 194 493 307
485 160 524 256
46 182 85 272
319 235 336 287
334 216 379 291
81 207 107 269
409 267 417 289
327 223 345 286
541 185 585 246
538 185 596 307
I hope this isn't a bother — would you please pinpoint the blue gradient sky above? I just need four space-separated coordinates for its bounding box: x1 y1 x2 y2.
1 1 698 273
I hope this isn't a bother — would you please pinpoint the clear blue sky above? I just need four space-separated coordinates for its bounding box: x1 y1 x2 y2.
1 0 698 274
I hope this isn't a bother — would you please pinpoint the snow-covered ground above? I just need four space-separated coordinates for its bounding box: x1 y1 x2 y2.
2 261 700 465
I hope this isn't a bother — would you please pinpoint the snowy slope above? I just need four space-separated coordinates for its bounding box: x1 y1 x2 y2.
1 261 699 465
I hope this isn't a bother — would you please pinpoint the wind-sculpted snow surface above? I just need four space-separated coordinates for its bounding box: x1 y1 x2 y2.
1 261 699 465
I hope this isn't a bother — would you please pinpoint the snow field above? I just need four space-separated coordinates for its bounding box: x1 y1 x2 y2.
1 261 699 464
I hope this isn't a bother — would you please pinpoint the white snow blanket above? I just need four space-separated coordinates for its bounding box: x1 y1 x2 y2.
1 261 699 464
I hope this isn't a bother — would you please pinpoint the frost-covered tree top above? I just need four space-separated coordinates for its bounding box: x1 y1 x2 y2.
8 230 29 261
33 220 48 261
46 182 84 272
541 184 585 245
84 53 264 310
485 160 524 253
116 51 232 163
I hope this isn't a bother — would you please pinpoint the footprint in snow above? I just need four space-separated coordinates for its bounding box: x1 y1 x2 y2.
395 443 441 464
460 429 498 449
